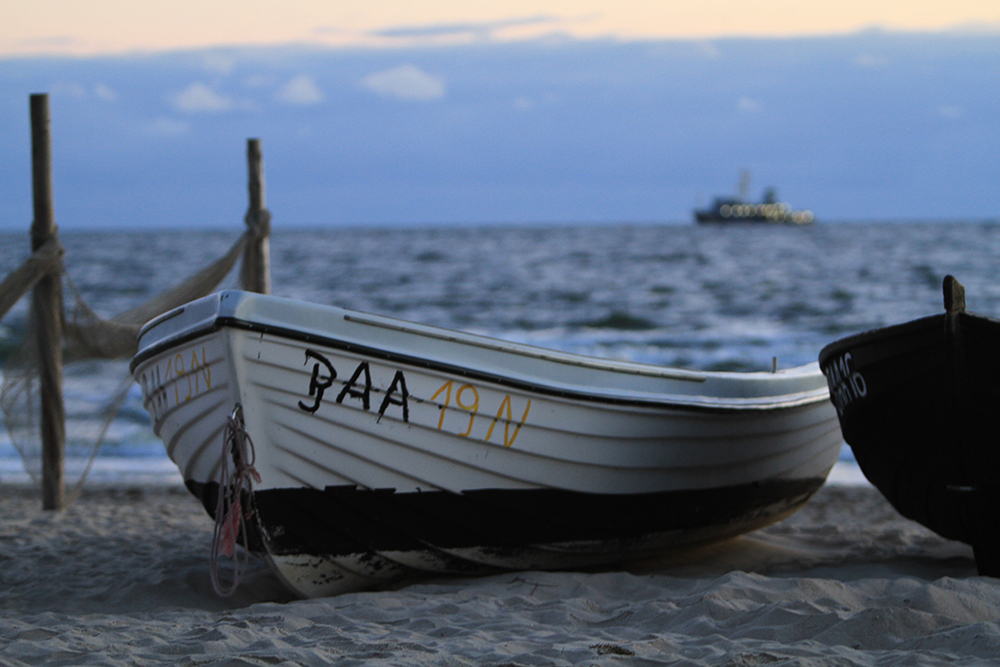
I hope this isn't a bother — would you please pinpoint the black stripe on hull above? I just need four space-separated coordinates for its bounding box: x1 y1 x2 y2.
188 477 824 576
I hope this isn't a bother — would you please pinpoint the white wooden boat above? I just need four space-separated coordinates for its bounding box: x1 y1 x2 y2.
131 291 842 597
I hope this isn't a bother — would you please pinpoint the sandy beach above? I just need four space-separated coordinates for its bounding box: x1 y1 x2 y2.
1 481 998 666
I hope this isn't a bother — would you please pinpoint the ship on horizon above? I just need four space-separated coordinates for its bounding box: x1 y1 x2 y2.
695 171 814 225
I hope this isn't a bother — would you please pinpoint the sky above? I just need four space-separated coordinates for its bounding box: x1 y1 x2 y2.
5 1 1000 56
0 2 998 229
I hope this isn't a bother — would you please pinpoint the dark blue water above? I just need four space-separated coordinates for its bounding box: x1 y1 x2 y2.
3 221 999 484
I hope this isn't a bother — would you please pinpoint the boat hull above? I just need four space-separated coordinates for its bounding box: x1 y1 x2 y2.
133 291 842 597
189 476 823 595
694 211 813 224
819 310 1000 574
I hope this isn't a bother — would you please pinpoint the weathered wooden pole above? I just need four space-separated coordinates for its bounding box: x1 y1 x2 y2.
30 93 66 510
241 138 271 294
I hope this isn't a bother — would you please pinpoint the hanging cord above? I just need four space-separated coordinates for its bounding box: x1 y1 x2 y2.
210 403 262 597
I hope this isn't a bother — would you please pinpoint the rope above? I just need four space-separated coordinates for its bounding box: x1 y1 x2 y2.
0 235 64 322
210 403 262 597
244 207 272 239
0 227 248 509
112 230 248 328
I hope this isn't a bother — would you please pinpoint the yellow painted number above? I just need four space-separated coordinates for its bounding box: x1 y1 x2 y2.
432 379 531 447
485 394 532 448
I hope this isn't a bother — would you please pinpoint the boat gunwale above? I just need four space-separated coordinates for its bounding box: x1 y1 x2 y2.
817 311 1000 368
132 320 831 416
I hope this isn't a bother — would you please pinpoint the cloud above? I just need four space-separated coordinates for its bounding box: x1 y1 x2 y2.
276 74 323 105
171 83 233 112
361 65 446 101
203 53 237 75
513 93 559 111
244 73 278 88
373 15 561 41
93 83 117 101
147 117 190 136
737 97 762 113
50 82 117 101
936 105 964 119
692 41 721 59
313 26 352 37
854 54 891 68
17 35 83 50
947 20 1000 35
51 82 87 98
513 96 535 111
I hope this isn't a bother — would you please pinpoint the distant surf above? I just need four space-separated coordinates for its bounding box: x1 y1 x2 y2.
4 220 997 486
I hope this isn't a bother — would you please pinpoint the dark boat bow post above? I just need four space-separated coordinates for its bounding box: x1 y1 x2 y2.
941 275 1000 575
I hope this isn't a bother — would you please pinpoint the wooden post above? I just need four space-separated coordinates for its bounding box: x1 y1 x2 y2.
241 138 271 294
30 93 66 511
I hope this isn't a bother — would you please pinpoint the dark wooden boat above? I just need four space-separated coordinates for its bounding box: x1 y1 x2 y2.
818 276 1000 575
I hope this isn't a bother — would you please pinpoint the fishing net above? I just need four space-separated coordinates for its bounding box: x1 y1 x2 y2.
0 227 255 503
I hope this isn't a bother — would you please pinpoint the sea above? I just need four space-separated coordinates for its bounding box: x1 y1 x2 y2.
3 220 999 488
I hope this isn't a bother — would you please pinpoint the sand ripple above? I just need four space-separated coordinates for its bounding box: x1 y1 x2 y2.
1 484 998 665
